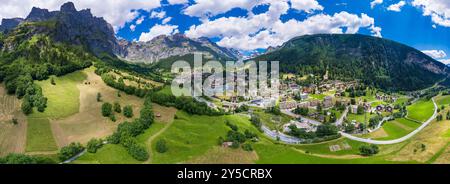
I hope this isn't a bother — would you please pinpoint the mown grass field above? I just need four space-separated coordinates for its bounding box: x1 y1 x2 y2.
346 112 376 124
74 144 142 164
373 118 421 140
149 111 236 164
253 139 415 164
25 118 58 152
406 99 434 122
436 95 450 106
30 71 87 119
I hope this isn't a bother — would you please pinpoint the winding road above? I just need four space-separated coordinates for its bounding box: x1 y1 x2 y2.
340 98 438 145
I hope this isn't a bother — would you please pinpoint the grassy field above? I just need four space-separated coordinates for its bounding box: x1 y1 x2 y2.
406 99 434 122
346 112 375 124
294 138 366 155
74 144 142 164
436 95 450 106
251 107 292 130
372 118 421 140
25 118 58 152
30 71 87 119
150 112 262 164
253 139 415 164
47 67 146 147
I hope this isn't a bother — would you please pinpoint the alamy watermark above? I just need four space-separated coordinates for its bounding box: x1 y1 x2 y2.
170 53 280 100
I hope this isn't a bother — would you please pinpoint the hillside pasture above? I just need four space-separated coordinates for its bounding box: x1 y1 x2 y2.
371 118 421 141
51 67 145 147
26 118 58 152
406 99 434 122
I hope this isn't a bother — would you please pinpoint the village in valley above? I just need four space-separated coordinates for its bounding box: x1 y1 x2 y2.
198 70 419 148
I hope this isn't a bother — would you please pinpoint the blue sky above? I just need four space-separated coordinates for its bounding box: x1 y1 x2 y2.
113 0 450 63
1 0 448 62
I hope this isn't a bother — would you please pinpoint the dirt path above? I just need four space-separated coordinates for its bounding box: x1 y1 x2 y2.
144 120 174 164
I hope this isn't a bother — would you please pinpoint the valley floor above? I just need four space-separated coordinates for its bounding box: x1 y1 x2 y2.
1 70 450 164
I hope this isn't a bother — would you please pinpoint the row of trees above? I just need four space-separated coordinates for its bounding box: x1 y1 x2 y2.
105 96 155 161
288 123 340 143
217 120 258 151
101 102 134 121
0 153 56 164
148 92 224 116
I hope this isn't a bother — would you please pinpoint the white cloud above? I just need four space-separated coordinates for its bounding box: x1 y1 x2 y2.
370 0 383 8
0 0 161 31
136 16 145 25
139 24 179 42
422 50 447 59
150 10 166 19
130 24 136 32
167 0 189 5
290 0 323 13
187 1 381 51
439 59 450 65
183 0 262 18
387 1 406 12
412 0 450 27
162 17 172 24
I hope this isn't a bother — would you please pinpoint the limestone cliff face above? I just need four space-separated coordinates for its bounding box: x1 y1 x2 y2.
117 34 240 64
0 2 119 56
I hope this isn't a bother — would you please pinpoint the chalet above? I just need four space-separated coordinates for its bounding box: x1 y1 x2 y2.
279 101 298 110
222 142 233 148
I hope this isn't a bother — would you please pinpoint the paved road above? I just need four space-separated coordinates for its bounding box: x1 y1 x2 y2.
261 125 303 144
340 98 438 145
281 110 321 125
335 107 348 126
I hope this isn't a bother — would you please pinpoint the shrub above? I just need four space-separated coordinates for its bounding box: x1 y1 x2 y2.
58 142 84 161
101 102 112 117
110 114 117 122
12 118 18 125
123 105 133 118
127 144 149 161
156 139 168 153
21 99 33 115
97 92 102 102
50 77 56 85
86 139 103 153
359 144 379 156
242 143 253 151
114 102 121 113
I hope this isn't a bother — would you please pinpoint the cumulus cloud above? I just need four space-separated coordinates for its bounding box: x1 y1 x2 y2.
0 0 161 30
187 3 381 51
167 0 189 5
136 16 145 25
412 0 450 27
422 50 447 59
162 17 172 24
139 24 179 42
370 0 383 8
439 59 450 65
130 24 136 32
290 0 323 13
150 10 166 19
183 0 262 18
387 1 406 12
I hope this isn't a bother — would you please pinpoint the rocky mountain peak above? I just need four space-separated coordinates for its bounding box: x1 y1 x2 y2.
26 7 56 22
60 2 77 13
